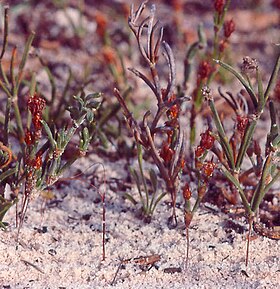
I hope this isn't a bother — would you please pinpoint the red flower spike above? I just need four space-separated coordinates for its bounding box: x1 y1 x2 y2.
214 0 224 14
198 61 211 80
224 19 235 38
28 93 46 116
200 129 215 150
182 183 192 200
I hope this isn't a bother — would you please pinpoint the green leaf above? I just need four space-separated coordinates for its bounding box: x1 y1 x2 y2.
86 110 94 123
149 168 158 193
123 193 138 205
41 120 57 149
86 92 102 99
214 59 258 108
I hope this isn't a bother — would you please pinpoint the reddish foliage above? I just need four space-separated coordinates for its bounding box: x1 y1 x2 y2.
160 143 174 165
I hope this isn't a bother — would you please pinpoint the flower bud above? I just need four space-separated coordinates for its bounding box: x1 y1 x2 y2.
200 129 215 150
182 183 192 200
224 19 235 38
214 0 224 14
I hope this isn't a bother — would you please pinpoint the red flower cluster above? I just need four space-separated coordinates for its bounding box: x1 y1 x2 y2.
224 19 235 38
219 19 235 53
197 61 212 81
25 93 46 145
195 130 216 178
28 93 46 130
195 130 215 160
200 129 215 150
214 0 224 15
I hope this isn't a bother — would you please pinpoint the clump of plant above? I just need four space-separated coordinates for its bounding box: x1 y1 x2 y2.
182 127 217 266
114 1 189 227
207 53 280 265
0 7 101 236
125 144 166 223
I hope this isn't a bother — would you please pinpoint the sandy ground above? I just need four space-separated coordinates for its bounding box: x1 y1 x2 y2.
0 157 279 289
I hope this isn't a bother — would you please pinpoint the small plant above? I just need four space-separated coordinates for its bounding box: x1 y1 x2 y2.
0 7 101 237
125 143 166 223
207 53 280 265
114 1 189 227
182 128 217 266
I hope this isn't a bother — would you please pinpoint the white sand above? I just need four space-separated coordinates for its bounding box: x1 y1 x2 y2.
0 157 279 289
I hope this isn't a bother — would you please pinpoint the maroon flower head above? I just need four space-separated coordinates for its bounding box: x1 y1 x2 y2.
28 93 46 131
28 93 46 116
200 129 215 150
214 0 224 14
198 61 211 80
224 19 235 38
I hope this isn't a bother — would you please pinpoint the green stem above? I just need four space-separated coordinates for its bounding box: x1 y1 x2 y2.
264 52 280 102
209 99 235 169
137 143 149 210
222 167 253 215
251 154 272 212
